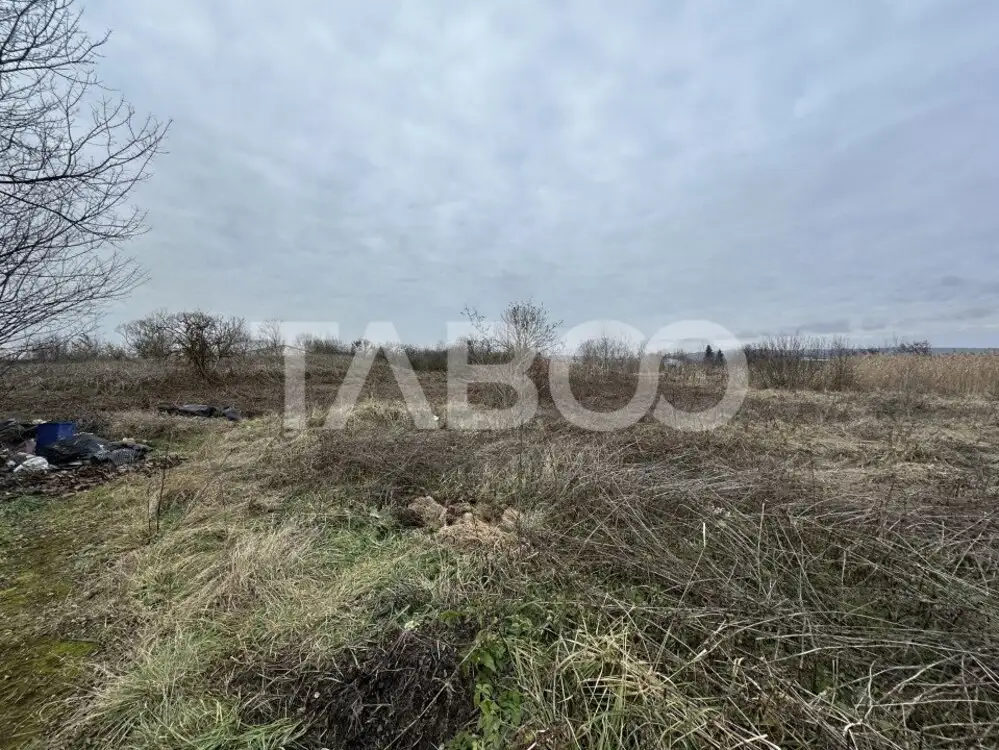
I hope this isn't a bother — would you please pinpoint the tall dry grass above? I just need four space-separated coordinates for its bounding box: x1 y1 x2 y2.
5 346 999 423
853 354 999 396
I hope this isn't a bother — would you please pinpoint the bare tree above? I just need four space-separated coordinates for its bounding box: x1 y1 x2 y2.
0 0 170 356
499 299 562 356
462 298 563 360
253 319 285 356
168 311 251 379
117 309 252 378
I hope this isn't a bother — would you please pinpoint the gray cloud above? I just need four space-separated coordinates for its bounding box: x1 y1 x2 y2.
860 317 889 331
798 319 852 335
76 0 999 346
948 306 995 322
939 275 969 289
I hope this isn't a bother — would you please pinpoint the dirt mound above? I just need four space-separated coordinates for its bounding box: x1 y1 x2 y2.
239 626 476 750
437 516 513 549
395 495 523 550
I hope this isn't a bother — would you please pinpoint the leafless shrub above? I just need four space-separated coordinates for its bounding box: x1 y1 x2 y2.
116 309 251 378
820 335 858 391
295 333 350 356
400 344 449 372
746 334 833 390
892 338 933 356
351 338 375 355
575 334 643 375
169 311 250 379
22 331 127 361
117 309 175 360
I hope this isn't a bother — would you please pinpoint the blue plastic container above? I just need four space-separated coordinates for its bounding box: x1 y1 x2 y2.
35 421 76 449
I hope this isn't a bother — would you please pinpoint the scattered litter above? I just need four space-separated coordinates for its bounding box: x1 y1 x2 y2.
36 433 108 465
102 445 151 467
36 433 150 467
13 456 50 474
13 438 35 455
2 414 161 501
35 420 77 450
157 404 242 421
0 419 38 448
1 453 184 502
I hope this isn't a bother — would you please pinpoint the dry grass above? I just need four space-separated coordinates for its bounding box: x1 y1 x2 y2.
4 351 999 420
854 354 999 396
3 362 999 748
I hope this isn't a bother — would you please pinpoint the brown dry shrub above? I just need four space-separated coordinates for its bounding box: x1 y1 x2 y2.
516 439 999 748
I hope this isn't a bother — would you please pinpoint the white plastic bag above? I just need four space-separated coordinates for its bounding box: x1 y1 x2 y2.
13 455 50 474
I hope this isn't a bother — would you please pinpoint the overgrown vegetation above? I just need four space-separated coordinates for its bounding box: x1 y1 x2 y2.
4 1 996 747
4 360 999 748
10 301 989 404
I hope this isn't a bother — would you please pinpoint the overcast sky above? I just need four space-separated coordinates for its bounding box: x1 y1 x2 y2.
81 0 999 348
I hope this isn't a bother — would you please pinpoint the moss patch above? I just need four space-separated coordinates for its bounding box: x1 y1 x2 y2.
0 487 141 748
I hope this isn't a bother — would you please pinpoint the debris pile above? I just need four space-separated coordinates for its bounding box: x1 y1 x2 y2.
1 401 244 502
36 432 151 468
397 495 524 550
1 455 184 502
0 419 37 456
1 417 172 502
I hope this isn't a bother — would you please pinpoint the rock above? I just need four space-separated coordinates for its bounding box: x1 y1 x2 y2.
406 495 447 530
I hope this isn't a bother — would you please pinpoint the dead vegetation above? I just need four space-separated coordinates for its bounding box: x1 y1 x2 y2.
3 356 999 749
237 625 478 750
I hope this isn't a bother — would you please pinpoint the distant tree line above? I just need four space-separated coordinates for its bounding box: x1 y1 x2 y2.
9 301 942 395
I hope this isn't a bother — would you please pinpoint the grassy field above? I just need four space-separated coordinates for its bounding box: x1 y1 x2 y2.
2 356 999 748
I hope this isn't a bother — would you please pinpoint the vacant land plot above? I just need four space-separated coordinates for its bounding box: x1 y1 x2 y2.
2 357 999 749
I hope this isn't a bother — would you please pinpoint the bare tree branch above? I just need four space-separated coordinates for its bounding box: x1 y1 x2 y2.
0 0 170 358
